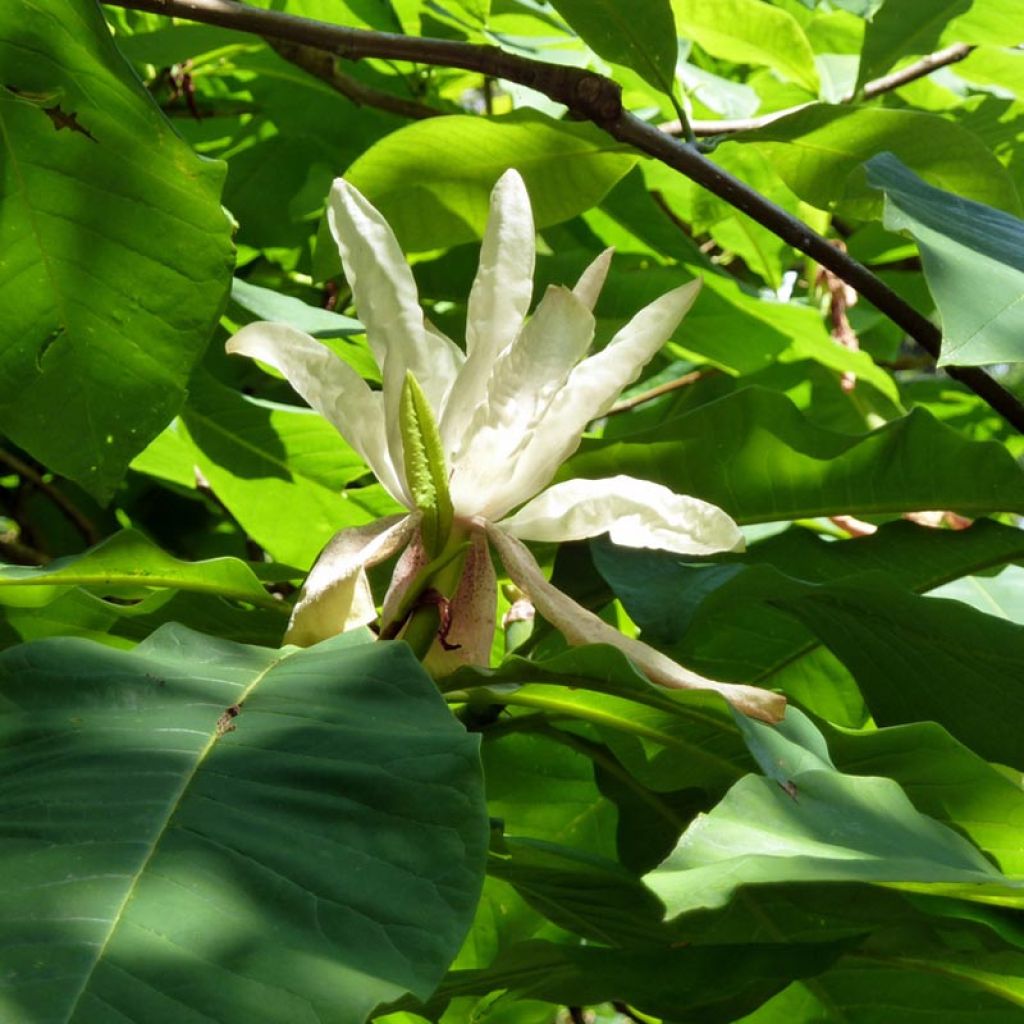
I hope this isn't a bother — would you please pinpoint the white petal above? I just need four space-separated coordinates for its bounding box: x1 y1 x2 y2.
485 525 785 723
503 278 703 507
284 513 418 646
467 169 535 360
440 169 535 454
328 179 459 459
572 247 614 311
424 317 467 410
226 321 408 506
448 285 595 520
500 476 744 555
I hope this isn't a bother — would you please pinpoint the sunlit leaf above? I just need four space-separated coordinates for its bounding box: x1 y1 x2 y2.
0 0 233 500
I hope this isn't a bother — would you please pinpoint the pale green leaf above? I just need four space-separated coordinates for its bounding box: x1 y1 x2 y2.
672 0 820 93
0 529 283 610
866 152 1024 366
343 111 636 253
647 710 1014 919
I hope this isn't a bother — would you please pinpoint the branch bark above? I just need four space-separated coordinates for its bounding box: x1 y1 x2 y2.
668 43 975 137
102 0 1024 433
264 37 440 120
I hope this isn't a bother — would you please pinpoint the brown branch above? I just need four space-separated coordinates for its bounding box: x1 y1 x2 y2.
103 0 624 123
101 0 1024 433
664 43 975 137
607 369 710 414
0 530 51 566
264 37 441 120
862 42 974 99
0 447 100 545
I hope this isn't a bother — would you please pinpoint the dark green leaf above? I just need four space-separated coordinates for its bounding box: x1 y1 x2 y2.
408 937 848 1023
779 578 1024 770
0 626 487 1022
488 838 673 946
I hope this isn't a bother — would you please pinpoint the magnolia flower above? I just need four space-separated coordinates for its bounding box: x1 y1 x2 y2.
227 170 784 723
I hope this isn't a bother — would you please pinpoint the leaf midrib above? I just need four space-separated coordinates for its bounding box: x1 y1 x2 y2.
61 645 298 1022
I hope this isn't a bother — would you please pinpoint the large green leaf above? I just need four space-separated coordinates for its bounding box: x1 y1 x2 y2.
671 0 819 93
343 111 636 252
0 0 234 500
669 884 1024 1023
0 529 285 609
0 626 487 1023
855 0 971 90
738 104 1022 217
866 152 1024 366
0 586 289 650
405 937 848 1023
566 388 1024 522
647 709 1015 919
779 578 1024 770
487 838 673 946
548 0 678 95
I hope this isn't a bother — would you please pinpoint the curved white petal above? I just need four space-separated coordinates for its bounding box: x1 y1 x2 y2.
440 170 535 452
284 513 418 646
500 476 744 555
467 169 535 360
485 525 785 723
448 285 595 520
501 278 703 507
328 179 459 461
226 321 408 506
424 317 466 415
572 247 614 311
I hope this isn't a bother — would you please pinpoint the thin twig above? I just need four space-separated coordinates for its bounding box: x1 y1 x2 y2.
664 43 975 136
265 37 441 119
0 447 100 545
104 0 625 122
608 369 709 414
862 42 974 99
0 531 51 565
101 0 1024 433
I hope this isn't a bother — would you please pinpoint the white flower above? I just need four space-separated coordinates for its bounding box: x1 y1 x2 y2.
227 170 784 723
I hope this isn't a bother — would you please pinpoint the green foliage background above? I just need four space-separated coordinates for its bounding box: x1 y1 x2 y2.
2 0 1024 1020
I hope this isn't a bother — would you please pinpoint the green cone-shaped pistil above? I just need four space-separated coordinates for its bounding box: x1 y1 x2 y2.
399 371 454 556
